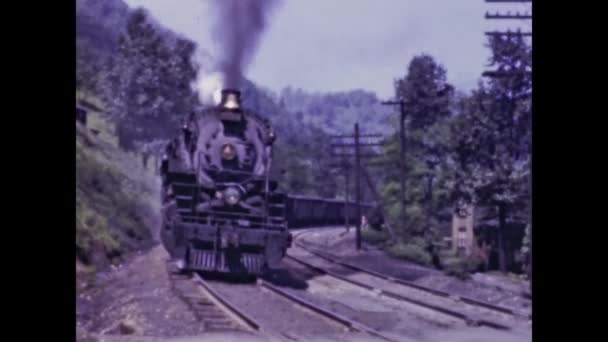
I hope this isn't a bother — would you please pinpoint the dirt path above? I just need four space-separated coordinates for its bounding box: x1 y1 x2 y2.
76 245 262 341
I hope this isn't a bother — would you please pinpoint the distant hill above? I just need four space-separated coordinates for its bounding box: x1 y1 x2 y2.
279 87 396 136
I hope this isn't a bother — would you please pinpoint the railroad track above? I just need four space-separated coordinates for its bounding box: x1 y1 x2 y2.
169 260 399 341
290 228 528 330
257 277 399 341
168 265 258 333
164 228 526 340
293 227 528 316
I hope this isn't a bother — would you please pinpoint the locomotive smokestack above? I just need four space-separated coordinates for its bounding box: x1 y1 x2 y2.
219 89 242 110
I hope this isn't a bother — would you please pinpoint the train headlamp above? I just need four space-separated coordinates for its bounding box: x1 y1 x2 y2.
221 144 236 160
224 93 239 109
223 187 241 206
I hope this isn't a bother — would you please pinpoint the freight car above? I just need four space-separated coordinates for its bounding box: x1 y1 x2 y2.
286 195 373 228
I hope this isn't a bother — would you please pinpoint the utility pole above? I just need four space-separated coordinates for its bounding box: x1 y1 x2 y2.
484 0 532 37
354 124 362 249
330 125 383 250
381 99 407 230
345 164 350 232
484 0 532 273
359 164 396 240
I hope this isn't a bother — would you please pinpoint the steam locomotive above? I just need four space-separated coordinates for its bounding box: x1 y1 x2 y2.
160 89 290 275
160 89 375 276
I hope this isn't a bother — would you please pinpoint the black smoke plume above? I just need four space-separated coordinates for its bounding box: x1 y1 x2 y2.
210 0 280 89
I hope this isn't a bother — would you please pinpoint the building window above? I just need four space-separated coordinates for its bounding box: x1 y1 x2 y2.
456 227 467 248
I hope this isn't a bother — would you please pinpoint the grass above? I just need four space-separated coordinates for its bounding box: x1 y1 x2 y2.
76 108 160 269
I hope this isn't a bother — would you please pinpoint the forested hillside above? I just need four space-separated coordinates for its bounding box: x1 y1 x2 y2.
279 87 394 135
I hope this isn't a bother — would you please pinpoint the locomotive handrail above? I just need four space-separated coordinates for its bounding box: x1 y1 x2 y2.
178 208 285 222
179 215 286 230
287 194 375 208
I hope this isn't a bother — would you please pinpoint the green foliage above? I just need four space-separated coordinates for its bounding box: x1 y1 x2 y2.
99 8 200 150
449 36 531 271
362 228 389 245
76 113 159 267
377 54 456 242
442 254 484 280
395 54 454 130
385 239 432 266
76 0 130 93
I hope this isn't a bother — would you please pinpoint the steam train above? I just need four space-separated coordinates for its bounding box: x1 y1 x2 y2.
160 89 370 276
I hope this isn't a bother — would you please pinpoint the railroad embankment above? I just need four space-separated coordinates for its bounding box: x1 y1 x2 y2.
76 107 160 281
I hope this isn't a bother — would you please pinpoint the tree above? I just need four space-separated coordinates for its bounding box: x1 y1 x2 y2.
100 8 199 150
381 54 455 240
452 35 531 272
395 54 454 131
76 38 102 92
521 223 531 280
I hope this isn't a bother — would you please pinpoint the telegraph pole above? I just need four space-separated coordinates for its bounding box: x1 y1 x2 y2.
484 0 532 273
345 165 350 232
359 164 395 240
381 99 407 230
484 0 532 55
354 124 362 249
330 124 383 250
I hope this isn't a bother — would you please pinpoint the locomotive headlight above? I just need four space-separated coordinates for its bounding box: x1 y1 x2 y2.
221 144 236 160
223 187 241 206
224 93 239 109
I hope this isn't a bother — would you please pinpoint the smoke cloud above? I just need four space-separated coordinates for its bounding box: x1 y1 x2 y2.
210 0 280 89
197 71 224 105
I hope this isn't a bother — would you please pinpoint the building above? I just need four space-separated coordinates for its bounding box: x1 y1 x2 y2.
450 204 527 273
451 204 475 257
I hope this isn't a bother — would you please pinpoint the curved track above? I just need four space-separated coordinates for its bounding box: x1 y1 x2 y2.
165 227 529 340
289 228 529 330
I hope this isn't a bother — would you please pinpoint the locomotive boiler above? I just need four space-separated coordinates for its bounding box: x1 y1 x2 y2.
160 89 291 276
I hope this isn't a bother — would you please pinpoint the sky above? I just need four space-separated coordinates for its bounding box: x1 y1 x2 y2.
123 0 531 99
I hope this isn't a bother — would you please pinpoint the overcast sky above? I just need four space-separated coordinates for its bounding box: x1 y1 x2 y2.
123 0 531 98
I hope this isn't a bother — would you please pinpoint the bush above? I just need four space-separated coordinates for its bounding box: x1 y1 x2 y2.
362 228 388 245
442 257 469 280
386 241 432 266
442 254 485 280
